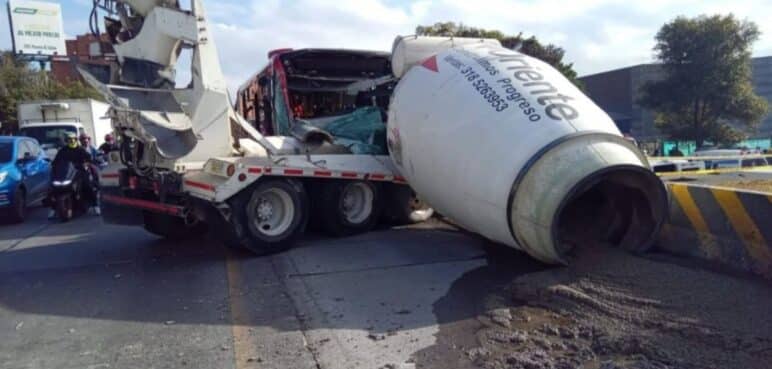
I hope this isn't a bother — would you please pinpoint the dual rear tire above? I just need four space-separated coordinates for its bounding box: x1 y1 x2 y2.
223 179 309 255
219 179 433 256
224 179 384 255
315 180 382 237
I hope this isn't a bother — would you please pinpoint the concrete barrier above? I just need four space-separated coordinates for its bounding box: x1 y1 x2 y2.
658 183 772 279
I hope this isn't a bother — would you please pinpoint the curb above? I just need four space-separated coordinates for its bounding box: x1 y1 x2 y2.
658 183 772 279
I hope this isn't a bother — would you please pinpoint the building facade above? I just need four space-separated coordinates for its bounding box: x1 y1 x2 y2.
580 57 772 143
50 33 116 84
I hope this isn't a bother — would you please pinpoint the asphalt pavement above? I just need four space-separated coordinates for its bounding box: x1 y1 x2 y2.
0 208 543 369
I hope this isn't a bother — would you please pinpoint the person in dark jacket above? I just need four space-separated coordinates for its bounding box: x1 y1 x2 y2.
53 132 92 167
49 132 100 218
98 134 118 154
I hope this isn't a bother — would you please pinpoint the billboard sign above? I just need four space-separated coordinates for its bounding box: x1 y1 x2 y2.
7 0 66 56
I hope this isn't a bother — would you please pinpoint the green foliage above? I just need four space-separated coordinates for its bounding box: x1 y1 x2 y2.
640 15 768 148
0 51 103 132
415 22 583 89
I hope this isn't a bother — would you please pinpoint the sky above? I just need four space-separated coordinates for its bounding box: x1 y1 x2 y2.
2 0 772 94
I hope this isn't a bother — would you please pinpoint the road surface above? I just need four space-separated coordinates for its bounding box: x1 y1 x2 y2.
1 208 769 369
0 208 544 369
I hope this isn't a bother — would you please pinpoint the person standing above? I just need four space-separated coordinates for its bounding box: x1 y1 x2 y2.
78 134 102 215
99 134 118 154
79 134 99 161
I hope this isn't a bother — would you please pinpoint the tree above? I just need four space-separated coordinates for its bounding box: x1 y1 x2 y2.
415 22 583 88
639 15 768 148
0 51 102 132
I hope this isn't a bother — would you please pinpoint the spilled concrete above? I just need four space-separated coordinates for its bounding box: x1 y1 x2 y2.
414 246 772 369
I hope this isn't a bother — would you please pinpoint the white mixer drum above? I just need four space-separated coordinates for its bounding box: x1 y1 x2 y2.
387 39 668 264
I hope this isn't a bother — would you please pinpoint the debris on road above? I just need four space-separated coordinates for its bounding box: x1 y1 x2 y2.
379 363 416 369
164 320 176 326
14 321 23 331
488 308 513 328
420 247 772 369
368 333 387 341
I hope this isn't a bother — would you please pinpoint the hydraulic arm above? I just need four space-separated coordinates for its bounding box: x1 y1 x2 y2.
81 0 274 173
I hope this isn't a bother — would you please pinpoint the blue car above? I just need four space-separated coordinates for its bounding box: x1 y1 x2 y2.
0 137 51 222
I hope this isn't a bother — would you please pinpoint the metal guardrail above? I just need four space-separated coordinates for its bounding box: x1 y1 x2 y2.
656 165 772 177
648 154 772 176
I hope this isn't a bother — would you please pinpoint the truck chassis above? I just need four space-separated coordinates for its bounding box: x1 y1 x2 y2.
99 153 429 254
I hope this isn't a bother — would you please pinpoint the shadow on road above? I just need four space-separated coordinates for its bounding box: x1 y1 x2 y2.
411 241 552 368
0 227 235 324
0 213 549 347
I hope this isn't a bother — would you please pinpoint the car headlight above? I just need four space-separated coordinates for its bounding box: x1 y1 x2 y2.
53 180 73 187
0 172 7 184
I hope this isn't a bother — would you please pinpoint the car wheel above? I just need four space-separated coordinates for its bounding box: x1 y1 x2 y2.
8 188 26 223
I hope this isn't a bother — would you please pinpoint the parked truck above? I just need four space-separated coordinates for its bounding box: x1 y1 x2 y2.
18 99 112 157
83 0 667 264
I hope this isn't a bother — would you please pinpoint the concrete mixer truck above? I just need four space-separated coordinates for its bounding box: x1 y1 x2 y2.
84 0 668 264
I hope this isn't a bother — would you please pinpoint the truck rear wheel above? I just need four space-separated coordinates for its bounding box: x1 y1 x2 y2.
317 180 381 237
382 185 434 225
143 211 207 240
232 179 308 255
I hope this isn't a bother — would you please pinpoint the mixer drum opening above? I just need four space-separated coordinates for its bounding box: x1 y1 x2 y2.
554 166 668 257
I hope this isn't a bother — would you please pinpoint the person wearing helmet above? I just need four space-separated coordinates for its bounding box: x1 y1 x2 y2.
79 133 99 162
80 133 108 168
50 132 101 218
54 132 91 168
99 134 118 154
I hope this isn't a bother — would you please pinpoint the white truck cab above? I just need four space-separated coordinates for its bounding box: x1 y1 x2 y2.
19 121 84 158
17 99 111 157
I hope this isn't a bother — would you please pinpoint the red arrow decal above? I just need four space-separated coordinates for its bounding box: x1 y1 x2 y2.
421 55 439 72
